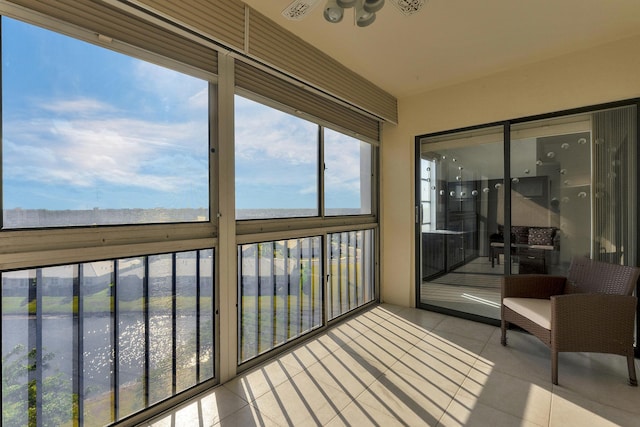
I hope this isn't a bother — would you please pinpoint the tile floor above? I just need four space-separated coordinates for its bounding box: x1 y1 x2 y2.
146 304 640 427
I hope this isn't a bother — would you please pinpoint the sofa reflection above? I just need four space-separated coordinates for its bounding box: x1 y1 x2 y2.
489 225 559 273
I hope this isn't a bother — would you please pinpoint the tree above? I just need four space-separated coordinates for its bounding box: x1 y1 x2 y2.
2 344 77 427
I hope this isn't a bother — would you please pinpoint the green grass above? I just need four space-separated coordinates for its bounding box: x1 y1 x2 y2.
1 292 213 316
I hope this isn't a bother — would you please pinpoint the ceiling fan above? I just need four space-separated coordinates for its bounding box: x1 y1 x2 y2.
282 0 426 27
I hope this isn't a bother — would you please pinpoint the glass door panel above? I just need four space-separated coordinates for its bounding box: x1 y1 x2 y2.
417 103 638 345
418 126 504 320
510 105 637 276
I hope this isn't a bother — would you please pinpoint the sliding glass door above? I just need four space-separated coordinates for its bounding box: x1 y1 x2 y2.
416 102 638 327
417 126 504 320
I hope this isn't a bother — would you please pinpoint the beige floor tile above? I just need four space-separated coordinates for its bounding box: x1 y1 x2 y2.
456 366 552 426
342 338 409 378
142 306 640 427
550 352 640 415
487 327 550 360
337 306 392 332
342 328 413 369
148 386 249 427
549 388 639 427
356 370 457 426
432 316 498 343
250 368 353 426
303 346 386 398
393 306 448 330
215 405 283 427
377 303 406 315
224 359 302 403
416 330 486 366
372 312 430 344
477 340 552 384
438 394 542 427
324 320 364 347
277 332 343 372
324 400 408 427
393 343 475 393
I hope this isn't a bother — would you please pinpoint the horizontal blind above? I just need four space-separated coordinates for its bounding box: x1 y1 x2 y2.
236 61 380 142
11 0 393 128
119 1 394 126
132 0 245 51
247 9 397 125
7 0 217 74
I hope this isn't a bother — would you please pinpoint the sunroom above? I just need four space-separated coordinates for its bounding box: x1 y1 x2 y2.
1 0 640 426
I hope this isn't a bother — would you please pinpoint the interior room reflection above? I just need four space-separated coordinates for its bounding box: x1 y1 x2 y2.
419 124 598 320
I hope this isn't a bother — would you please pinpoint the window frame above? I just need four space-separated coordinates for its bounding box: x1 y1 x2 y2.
234 89 378 236
0 3 382 425
0 9 219 271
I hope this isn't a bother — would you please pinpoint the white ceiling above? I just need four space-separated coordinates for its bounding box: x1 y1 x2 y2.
242 0 640 99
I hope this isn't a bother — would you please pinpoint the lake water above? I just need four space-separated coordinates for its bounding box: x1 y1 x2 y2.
2 312 211 407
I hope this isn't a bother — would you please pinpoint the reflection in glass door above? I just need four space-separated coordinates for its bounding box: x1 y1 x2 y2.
417 103 638 328
417 126 504 320
509 117 591 276
510 106 637 275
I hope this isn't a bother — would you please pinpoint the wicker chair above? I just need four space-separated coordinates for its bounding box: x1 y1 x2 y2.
501 256 640 386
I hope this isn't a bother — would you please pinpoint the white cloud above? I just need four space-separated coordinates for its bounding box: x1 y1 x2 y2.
188 88 209 110
324 130 366 194
133 61 208 112
40 98 116 115
233 96 370 203
4 111 208 193
235 97 317 165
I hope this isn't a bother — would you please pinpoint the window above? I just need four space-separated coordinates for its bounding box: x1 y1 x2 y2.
234 95 378 363
324 128 372 216
1 250 215 426
235 95 318 220
238 237 322 363
1 17 210 229
1 14 217 427
327 229 375 320
235 95 375 220
1 5 379 426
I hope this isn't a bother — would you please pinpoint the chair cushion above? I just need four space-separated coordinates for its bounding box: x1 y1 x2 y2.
528 227 555 246
511 226 530 244
503 297 551 330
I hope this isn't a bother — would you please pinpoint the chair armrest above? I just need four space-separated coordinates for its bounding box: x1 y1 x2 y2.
502 275 566 299
551 294 637 352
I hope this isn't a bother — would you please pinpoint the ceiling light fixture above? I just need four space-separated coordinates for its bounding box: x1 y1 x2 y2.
355 0 377 27
283 0 425 23
323 0 384 27
324 0 344 22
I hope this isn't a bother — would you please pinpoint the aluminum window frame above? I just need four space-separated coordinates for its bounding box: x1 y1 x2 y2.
233 89 378 232
0 8 220 270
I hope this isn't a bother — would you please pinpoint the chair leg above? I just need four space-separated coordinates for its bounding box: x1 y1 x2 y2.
500 319 507 346
552 350 558 385
627 354 638 387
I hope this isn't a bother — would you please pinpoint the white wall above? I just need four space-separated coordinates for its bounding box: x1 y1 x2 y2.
380 34 640 307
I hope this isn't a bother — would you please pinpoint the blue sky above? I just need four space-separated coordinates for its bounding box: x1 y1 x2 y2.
2 16 365 214
234 97 368 211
